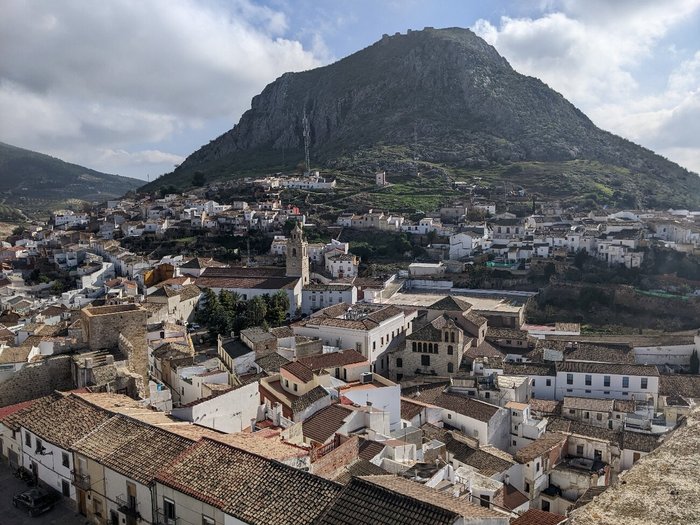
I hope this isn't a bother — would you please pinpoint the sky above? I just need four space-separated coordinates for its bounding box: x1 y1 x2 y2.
1 0 699 181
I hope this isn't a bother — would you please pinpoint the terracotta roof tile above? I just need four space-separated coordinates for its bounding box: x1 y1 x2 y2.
302 404 353 444
281 360 315 383
511 509 567 525
155 438 340 524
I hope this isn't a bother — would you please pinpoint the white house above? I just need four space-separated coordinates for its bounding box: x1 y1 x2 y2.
555 362 659 405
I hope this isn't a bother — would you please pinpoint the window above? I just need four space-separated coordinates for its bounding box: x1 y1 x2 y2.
450 332 455 343
594 449 602 461
62 452 70 468
585 389 591 394
641 378 648 389
604 391 610 395
525 482 530 493
285 379 289 387
480 494 490 508
566 388 573 393
604 375 611 387
203 517 215 525
596 413 603 421
569 409 575 415
35 438 42 453
421 355 430 367
412 342 417 352
484 392 490 399
535 461 540 472
632 452 641 463
567 373 573 385
542 500 551 512
447 363 454 373
445 332 449 342
622 376 629 388
62 479 70 497
447 345 453 355
373 341 376 350
293 383 298 392
512 440 517 446
25 432 31 447
546 379 552 387
532 379 536 387
93 498 103 518
396 358 403 368
163 498 176 521
584 411 590 419
576 444 584 455
447 413 452 420
585 375 592 386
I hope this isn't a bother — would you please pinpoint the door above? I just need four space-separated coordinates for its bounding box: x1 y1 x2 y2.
78 490 87 516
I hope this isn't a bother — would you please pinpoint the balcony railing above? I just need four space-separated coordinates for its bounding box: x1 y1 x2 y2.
156 511 180 525
71 471 91 491
116 495 139 518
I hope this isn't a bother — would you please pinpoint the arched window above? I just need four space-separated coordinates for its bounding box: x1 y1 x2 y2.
447 363 454 373
292 248 297 257
418 342 423 352
447 345 453 355
412 342 417 352
445 332 449 342
450 332 455 343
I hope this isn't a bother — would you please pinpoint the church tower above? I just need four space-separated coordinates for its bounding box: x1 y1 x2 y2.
286 223 309 285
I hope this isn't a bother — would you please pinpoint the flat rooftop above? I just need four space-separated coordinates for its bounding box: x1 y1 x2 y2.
386 292 525 314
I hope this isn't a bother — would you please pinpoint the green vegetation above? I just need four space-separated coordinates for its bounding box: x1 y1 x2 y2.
196 288 290 337
0 141 140 217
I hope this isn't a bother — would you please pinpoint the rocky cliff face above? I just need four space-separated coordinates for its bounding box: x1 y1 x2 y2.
156 27 699 207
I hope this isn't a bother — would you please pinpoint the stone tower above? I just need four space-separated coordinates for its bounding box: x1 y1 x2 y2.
286 223 309 285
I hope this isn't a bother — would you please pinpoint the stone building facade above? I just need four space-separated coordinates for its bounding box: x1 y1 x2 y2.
286 223 309 285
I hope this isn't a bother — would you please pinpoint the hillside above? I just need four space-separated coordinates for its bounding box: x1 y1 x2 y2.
0 142 141 218
145 27 700 209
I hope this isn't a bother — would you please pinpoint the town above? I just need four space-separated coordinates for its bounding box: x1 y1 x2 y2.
0 168 699 525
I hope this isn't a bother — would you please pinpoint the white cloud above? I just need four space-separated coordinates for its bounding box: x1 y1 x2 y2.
0 0 323 178
473 0 700 174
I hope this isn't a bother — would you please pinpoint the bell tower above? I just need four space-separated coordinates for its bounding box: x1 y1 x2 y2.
286 223 309 285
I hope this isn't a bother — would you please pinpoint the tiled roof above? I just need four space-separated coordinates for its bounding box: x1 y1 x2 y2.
515 432 567 463
400 398 425 421
332 459 388 485
564 343 635 364
496 483 529 511
269 325 294 338
358 475 505 520
215 430 308 461
503 362 556 376
621 431 662 453
446 438 514 476
563 396 614 412
431 393 500 422
222 339 254 359
18 394 112 449
659 374 700 398
556 361 659 377
528 398 562 416
571 486 608 511
358 439 385 461
197 274 300 291
281 360 315 383
511 509 566 525
464 340 505 360
155 438 340 524
72 415 193 484
255 352 290 373
408 315 458 343
298 349 367 372
298 304 404 331
428 296 473 312
178 284 201 301
547 418 623 446
401 382 449 405
316 477 459 525
302 404 353 444
0 396 53 429
291 385 329 413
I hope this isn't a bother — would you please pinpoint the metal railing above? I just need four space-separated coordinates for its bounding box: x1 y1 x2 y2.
70 470 91 491
156 510 180 525
116 494 139 517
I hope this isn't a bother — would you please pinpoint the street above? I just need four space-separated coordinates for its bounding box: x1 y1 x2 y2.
0 462 86 525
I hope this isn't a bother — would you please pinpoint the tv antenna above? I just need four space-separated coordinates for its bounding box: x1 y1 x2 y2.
302 109 311 176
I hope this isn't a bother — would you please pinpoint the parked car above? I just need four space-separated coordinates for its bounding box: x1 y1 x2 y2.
12 488 61 517
187 323 201 332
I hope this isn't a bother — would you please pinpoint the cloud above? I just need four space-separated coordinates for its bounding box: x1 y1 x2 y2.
0 0 322 178
473 0 700 174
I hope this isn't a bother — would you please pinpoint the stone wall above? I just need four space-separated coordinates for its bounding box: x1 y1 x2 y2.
0 356 73 407
310 435 360 479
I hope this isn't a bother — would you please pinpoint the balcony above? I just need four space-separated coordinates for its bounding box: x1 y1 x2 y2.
71 471 91 491
156 511 180 525
116 495 140 518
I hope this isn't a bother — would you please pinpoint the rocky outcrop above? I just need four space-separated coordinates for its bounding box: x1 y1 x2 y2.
153 27 700 207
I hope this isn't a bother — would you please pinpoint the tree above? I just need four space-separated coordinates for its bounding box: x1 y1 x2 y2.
691 350 700 375
192 171 206 187
266 291 290 327
574 249 588 269
245 296 267 327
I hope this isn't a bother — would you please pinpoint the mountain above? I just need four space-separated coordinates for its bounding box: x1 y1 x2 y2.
147 27 700 208
0 142 141 218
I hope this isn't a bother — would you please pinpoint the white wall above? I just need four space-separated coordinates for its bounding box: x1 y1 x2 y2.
171 382 261 433
21 428 74 500
341 383 401 432
104 467 153 523
555 371 659 404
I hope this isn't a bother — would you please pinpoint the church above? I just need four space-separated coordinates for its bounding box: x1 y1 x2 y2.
196 223 309 317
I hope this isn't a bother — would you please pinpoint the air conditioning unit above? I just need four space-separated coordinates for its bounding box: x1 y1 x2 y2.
360 372 373 384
